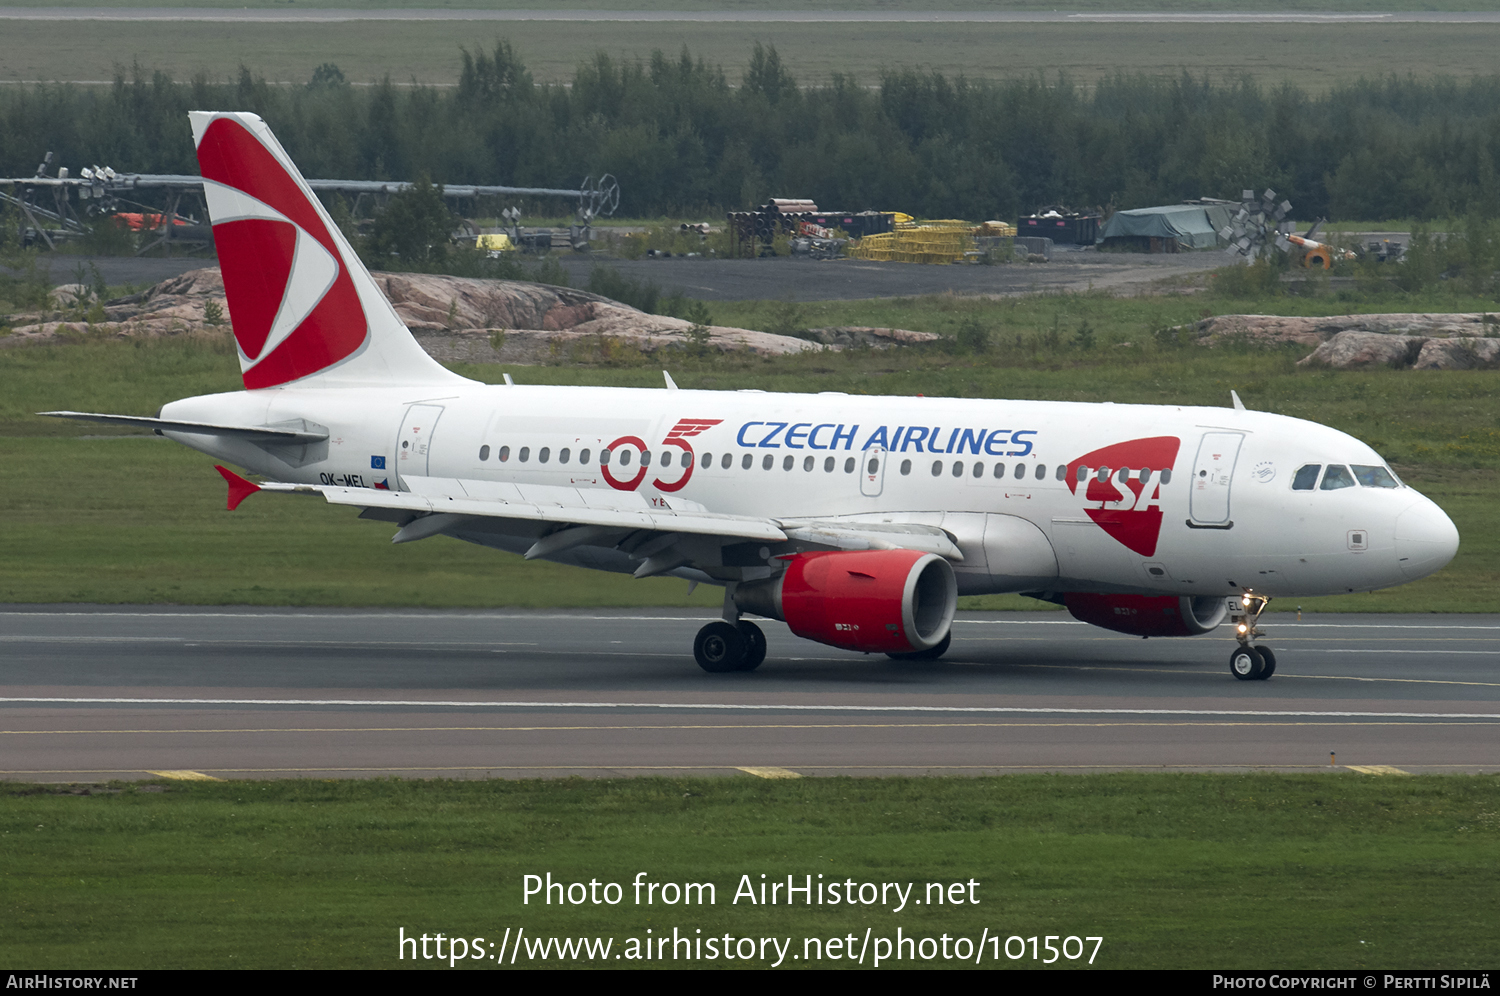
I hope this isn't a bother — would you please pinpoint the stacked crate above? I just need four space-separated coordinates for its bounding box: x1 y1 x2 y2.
847 221 975 264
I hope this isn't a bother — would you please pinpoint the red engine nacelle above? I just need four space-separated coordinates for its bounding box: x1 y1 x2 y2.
735 549 958 654
1064 593 1227 637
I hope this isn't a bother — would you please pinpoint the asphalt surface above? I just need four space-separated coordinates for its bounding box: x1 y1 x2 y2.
5 9 1500 23
12 249 1220 302
3 607 1497 781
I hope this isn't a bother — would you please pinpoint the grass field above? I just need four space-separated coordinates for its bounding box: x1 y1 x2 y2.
1 0 1490 12
4 774 1498 969
3 20 1499 88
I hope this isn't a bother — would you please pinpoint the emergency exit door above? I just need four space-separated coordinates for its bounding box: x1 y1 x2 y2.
396 404 444 489
1189 431 1243 525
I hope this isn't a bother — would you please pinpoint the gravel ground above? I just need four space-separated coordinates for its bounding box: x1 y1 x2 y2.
9 247 1227 302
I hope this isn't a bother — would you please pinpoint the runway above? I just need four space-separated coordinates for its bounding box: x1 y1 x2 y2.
2 607 1498 781
5 9 1500 23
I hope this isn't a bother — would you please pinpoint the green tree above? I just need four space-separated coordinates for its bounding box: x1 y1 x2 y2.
366 174 454 267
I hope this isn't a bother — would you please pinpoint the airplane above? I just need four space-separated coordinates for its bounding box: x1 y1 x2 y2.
44 112 1461 680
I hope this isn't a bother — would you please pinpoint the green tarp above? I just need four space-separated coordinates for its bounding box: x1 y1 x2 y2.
1097 204 1232 249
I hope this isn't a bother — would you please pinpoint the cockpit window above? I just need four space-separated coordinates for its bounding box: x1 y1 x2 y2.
1352 465 1400 489
1320 465 1356 490
1292 464 1321 490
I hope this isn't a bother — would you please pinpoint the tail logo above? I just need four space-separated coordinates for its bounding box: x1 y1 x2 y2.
1065 436 1181 557
195 116 368 389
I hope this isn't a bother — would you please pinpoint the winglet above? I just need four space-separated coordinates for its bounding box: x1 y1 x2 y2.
215 465 261 511
1230 390 1247 411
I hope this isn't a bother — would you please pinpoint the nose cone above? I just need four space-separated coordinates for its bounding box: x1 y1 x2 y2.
1395 498 1460 581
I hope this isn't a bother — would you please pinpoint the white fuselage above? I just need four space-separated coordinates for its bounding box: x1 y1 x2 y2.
158 380 1460 601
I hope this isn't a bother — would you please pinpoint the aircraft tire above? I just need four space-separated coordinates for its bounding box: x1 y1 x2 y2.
1229 645 1265 681
1256 645 1277 679
694 621 746 673
736 621 767 671
887 631 952 661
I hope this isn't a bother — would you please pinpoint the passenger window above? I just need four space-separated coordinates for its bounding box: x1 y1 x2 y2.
974 462 984 479
951 461 963 478
1352 465 1400 488
803 456 814 472
743 453 753 470
1076 465 1087 482
900 459 912 476
1055 465 1067 481
783 455 794 471
1321 465 1356 490
559 448 570 464
1160 468 1172 485
682 451 692 468
580 449 590 464
600 449 611 465
1292 464 1321 490
1035 464 1046 479
701 452 712 469
845 457 856 473
994 463 1005 479
824 457 835 472
479 445 490 461
618 450 632 466
762 454 773 470
498 445 510 462
722 452 733 470
519 446 530 463
931 461 942 477
640 450 651 467
539 447 550 464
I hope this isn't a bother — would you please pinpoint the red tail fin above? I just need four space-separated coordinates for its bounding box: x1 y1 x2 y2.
190 111 461 390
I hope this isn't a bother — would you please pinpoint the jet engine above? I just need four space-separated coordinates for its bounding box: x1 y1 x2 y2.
735 549 957 654
1063 593 1227 637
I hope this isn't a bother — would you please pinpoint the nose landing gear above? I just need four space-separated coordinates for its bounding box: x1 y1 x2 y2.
1229 593 1276 680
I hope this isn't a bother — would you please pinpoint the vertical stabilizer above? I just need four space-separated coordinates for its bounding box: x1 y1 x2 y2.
190 111 465 390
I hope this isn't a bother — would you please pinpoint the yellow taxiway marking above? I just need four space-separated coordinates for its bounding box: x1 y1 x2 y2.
1344 764 1411 776
145 769 222 781
736 766 803 779
9 719 1500 736
6 763 1493 776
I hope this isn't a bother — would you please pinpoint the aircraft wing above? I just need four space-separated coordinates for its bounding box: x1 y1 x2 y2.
259 473 788 544
244 472 962 571
41 411 328 443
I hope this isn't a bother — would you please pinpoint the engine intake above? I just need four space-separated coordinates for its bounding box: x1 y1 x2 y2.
1063 593 1227 637
735 549 957 654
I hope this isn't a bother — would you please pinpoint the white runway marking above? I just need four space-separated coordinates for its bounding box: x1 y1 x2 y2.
4 696 1499 721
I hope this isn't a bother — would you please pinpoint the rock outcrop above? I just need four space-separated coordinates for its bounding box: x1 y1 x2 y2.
2 267 823 358
1168 312 1500 369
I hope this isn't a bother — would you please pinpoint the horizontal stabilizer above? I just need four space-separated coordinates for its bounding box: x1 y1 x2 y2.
214 465 261 511
40 411 328 443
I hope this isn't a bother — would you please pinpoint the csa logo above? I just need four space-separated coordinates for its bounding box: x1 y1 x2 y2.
1065 436 1181 557
196 116 369 390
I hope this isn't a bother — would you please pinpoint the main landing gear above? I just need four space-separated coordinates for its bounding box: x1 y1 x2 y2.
693 620 767 673
1229 593 1277 681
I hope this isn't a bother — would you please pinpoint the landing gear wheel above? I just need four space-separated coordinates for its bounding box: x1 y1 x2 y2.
694 621 746 673
1229 645 1265 681
886 631 952 661
1256 645 1276 679
736 621 767 672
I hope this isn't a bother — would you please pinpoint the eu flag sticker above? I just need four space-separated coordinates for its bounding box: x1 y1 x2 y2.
371 455 387 469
